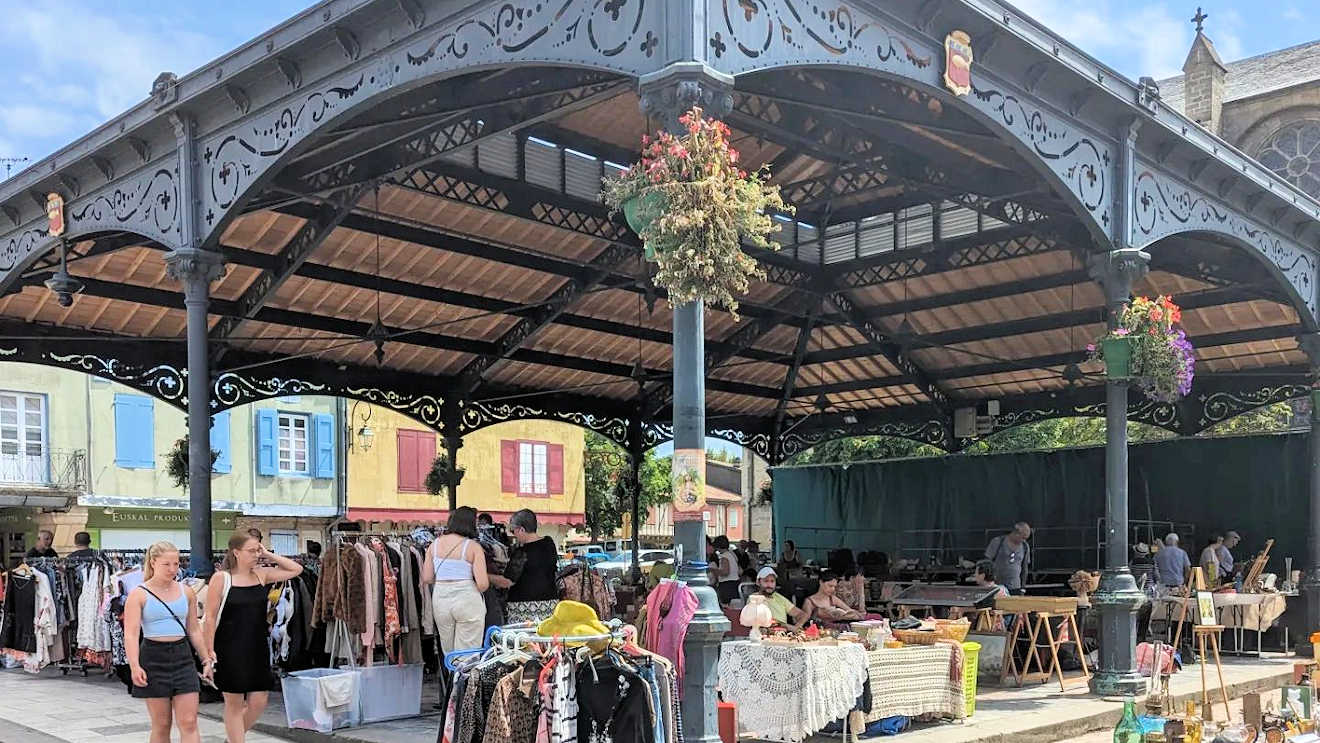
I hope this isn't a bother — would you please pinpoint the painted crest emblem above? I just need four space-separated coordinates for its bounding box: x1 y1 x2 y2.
45 192 65 237
944 30 973 97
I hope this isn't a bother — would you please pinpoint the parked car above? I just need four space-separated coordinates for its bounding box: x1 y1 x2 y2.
594 549 676 579
564 544 610 565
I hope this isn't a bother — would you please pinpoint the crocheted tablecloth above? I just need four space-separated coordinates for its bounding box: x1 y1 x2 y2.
862 644 966 722
717 641 868 743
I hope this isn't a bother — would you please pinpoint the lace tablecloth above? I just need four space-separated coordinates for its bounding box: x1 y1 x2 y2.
717 641 868 743
863 644 966 722
1151 593 1287 630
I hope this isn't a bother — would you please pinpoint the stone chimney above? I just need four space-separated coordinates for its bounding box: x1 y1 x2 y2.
1182 30 1227 134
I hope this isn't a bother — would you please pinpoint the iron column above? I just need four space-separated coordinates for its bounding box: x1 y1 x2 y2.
444 432 463 511
628 412 644 585
639 62 734 743
166 113 225 575
1088 248 1149 696
1300 334 1320 654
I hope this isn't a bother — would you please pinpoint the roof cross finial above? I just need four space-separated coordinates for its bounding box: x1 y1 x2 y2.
1191 6 1208 34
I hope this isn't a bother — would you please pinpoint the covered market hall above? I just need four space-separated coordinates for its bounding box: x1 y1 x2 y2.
2 0 1320 737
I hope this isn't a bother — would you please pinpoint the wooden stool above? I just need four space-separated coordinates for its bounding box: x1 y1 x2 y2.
1006 609 1091 692
1195 624 1231 722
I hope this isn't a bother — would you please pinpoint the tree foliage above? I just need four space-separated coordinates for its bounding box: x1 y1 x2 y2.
787 404 1298 466
583 432 673 539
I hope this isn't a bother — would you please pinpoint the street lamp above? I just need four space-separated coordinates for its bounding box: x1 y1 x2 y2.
348 400 375 452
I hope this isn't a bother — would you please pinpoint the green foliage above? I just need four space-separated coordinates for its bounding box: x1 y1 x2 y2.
424 453 465 496
583 433 673 539
165 437 219 491
601 107 792 319
787 404 1297 466
706 447 742 464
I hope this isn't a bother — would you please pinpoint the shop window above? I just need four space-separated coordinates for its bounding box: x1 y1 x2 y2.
270 530 298 556
112 393 154 469
397 429 436 492
729 509 739 528
500 440 563 496
0 392 47 484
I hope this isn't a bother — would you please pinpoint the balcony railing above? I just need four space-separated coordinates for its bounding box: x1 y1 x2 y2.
0 449 89 492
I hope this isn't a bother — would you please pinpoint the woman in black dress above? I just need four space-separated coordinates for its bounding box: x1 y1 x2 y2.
204 531 302 743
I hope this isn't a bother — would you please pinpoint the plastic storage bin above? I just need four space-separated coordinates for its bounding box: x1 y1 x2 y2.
281 668 361 732
358 663 424 723
961 642 980 717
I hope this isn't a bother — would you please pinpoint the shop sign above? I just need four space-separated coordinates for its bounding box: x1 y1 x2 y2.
0 508 39 528
46 192 65 237
85 507 239 530
670 449 706 522
943 30 973 97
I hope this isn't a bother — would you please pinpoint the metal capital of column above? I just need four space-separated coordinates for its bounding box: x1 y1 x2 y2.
1087 248 1150 307
638 63 735 132
165 248 227 288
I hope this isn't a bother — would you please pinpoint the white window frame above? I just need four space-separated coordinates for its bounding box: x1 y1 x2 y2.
728 509 739 528
269 530 299 556
518 441 548 496
277 413 310 475
0 392 48 485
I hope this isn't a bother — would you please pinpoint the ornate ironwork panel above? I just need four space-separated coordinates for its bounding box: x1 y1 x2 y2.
776 418 949 462
0 341 188 410
459 399 632 448
199 0 664 243
704 0 1115 242
1132 158 1318 318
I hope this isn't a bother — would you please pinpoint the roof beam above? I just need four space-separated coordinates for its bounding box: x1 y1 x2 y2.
825 288 950 410
452 241 637 398
774 307 819 427
209 185 368 355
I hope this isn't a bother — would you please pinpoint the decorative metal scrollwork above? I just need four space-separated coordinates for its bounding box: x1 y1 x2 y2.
1 227 46 274
48 352 187 404
460 400 631 448
212 372 328 410
344 387 444 428
777 418 948 461
67 167 177 244
1133 165 1316 315
1198 385 1310 429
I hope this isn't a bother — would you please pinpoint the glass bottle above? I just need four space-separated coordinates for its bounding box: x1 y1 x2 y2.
1116 699 1144 743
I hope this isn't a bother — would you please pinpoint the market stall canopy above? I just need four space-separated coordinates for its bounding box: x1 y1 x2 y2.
1 0 1317 461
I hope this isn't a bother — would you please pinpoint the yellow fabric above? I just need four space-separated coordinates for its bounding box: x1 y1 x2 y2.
765 592 796 624
536 600 609 646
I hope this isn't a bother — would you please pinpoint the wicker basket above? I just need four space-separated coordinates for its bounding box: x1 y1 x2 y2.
891 629 940 645
937 619 971 643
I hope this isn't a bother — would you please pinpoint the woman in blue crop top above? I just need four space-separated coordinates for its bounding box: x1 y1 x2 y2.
123 541 211 743
423 506 490 656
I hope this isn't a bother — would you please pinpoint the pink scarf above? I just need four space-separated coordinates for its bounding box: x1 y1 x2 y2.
650 582 698 689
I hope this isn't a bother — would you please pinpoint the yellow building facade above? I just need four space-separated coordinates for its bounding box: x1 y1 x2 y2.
345 406 586 544
1 362 340 558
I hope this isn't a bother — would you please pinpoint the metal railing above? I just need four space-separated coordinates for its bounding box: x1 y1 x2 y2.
0 449 88 491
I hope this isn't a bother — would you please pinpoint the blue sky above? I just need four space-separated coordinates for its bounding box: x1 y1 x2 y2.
2 1 1318 171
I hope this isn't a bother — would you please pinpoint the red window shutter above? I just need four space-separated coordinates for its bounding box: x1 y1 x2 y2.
397 431 416 491
417 431 436 492
548 443 564 494
500 440 518 492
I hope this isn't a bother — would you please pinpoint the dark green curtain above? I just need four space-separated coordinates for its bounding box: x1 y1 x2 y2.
772 433 1309 574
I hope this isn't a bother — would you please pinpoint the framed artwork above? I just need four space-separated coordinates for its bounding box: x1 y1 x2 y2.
1196 591 1217 625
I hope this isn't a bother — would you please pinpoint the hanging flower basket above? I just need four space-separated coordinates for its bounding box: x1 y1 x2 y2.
425 453 466 496
603 107 793 319
165 436 220 491
1088 295 1195 402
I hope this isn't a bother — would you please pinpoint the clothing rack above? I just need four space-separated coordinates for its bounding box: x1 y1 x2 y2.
443 620 626 670
8 555 116 677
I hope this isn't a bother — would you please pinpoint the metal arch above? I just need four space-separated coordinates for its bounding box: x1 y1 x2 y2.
197 0 667 247
457 399 635 450
1131 161 1320 326
211 372 448 431
0 160 181 296
702 0 1117 247
0 339 189 412
774 419 952 464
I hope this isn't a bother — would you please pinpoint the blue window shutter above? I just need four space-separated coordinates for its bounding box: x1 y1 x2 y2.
113 394 154 468
210 411 232 474
256 409 277 476
313 413 335 479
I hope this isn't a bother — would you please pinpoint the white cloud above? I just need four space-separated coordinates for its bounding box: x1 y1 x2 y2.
1009 0 1242 81
0 104 79 138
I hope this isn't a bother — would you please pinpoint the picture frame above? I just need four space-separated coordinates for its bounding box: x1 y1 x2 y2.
1196 591 1217 626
